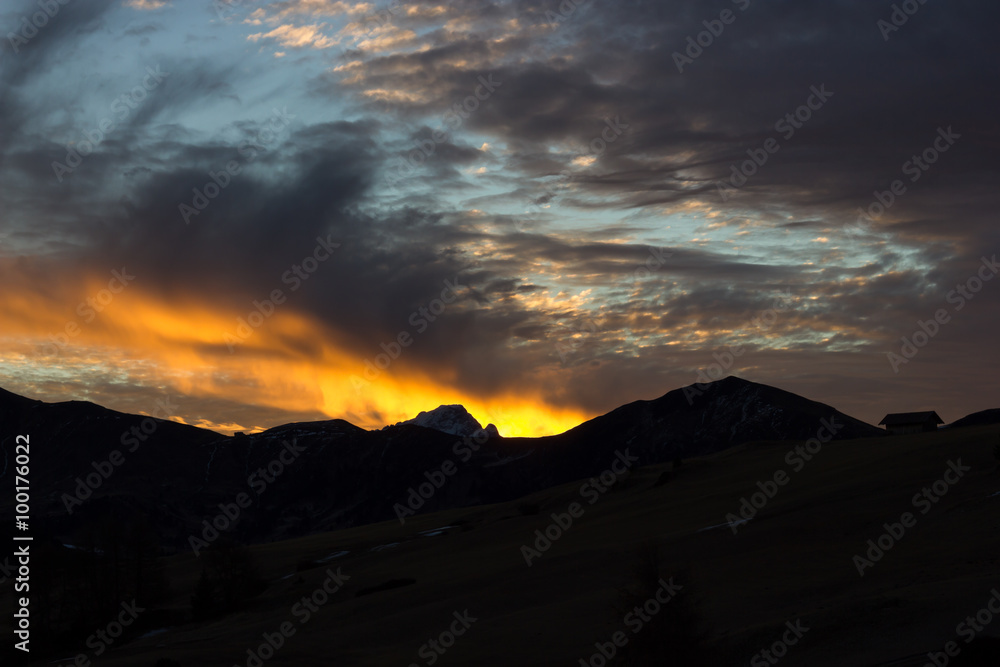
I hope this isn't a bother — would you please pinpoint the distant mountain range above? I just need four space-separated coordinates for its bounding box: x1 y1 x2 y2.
0 378 994 550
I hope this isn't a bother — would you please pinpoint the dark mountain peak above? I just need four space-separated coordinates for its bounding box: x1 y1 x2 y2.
669 374 823 410
711 374 752 387
1 387 132 421
0 386 40 409
562 375 882 463
257 418 364 438
684 374 778 397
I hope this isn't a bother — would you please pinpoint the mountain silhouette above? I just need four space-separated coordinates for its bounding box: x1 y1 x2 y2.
0 376 918 548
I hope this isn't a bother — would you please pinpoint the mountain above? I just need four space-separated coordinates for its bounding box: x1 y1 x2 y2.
396 404 501 438
560 374 881 457
0 376 880 549
2 387 994 666
948 407 1000 428
471 375 883 494
0 388 227 547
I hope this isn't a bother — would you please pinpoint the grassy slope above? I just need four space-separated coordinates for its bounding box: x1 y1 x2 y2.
8 424 1000 666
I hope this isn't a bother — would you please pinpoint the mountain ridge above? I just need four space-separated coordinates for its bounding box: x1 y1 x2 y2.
4 376 985 549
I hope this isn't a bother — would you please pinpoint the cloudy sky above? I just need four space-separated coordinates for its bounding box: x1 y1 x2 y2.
0 0 997 436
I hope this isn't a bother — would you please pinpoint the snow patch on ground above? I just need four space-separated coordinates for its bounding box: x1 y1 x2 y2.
697 518 750 533
137 628 168 639
483 450 534 467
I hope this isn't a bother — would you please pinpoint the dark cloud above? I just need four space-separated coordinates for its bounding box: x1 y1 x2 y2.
1 0 998 430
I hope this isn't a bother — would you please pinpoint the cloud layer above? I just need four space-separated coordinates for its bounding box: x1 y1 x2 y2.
0 0 997 433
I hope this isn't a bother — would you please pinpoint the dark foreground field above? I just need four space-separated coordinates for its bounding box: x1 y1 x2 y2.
4 424 999 666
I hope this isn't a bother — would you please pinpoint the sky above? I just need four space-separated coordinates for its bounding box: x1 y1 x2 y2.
0 0 997 436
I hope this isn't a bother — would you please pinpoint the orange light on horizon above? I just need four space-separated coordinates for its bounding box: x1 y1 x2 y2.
0 269 591 438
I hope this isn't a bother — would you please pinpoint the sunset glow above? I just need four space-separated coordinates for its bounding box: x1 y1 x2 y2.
0 0 996 435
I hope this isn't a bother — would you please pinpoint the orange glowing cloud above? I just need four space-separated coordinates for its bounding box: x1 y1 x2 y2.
0 261 589 437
